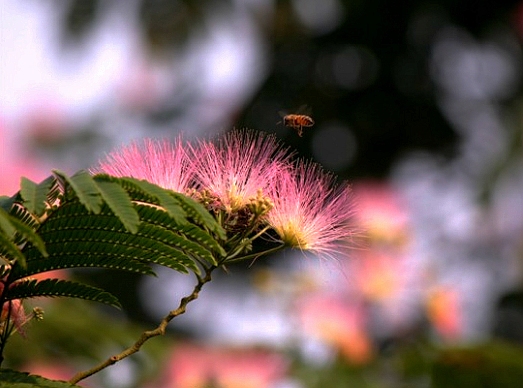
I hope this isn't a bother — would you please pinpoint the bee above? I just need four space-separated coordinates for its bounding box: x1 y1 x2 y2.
279 106 314 137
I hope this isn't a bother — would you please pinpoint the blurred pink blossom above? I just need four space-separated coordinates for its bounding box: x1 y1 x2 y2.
23 362 83 386
154 343 288 388
350 249 409 302
0 119 48 196
297 295 373 365
352 180 410 247
426 285 463 341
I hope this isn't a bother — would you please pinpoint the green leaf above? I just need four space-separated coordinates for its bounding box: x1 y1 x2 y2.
12 254 155 280
0 233 25 266
140 223 217 270
94 179 140 233
171 192 226 240
0 369 79 387
20 176 53 216
0 194 16 212
135 204 224 258
0 208 26 267
178 223 226 258
8 203 39 232
5 278 121 308
6 215 48 258
0 206 16 238
93 174 189 222
137 222 208 270
53 170 102 213
14 200 201 277
122 178 187 223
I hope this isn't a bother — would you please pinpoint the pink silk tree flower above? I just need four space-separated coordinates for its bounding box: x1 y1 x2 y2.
188 130 292 214
266 161 355 260
92 136 193 194
0 280 30 336
1 300 27 335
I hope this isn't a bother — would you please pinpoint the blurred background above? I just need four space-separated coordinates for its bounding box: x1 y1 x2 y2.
2 0 523 387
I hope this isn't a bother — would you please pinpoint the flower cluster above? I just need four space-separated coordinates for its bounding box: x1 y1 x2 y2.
94 129 355 261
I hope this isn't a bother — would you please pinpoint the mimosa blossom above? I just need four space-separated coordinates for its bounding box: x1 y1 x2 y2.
93 136 193 193
0 281 30 336
266 161 355 259
1 300 26 334
93 129 356 259
188 130 292 213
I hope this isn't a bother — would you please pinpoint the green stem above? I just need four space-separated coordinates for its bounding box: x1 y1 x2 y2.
68 265 216 385
249 225 272 241
222 225 276 263
224 243 286 264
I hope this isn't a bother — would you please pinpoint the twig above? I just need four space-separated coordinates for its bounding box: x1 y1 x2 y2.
68 266 215 385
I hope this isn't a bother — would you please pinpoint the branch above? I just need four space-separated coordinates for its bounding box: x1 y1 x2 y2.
68 266 215 385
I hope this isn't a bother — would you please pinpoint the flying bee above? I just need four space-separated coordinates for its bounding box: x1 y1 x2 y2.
279 105 314 137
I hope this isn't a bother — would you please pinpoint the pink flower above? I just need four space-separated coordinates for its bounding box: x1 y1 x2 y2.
1 300 27 335
426 286 463 341
153 343 288 388
0 282 30 336
92 136 193 193
188 130 292 213
352 181 410 247
266 161 355 260
297 295 373 365
93 129 356 258
0 118 49 196
350 249 409 302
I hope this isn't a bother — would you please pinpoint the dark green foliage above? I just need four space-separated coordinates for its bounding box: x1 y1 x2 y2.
0 207 48 269
0 196 16 213
171 192 227 240
0 232 24 267
53 170 103 214
0 170 226 309
0 369 78 387
92 179 139 233
432 342 523 388
4 279 121 308
95 175 187 224
20 177 54 217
